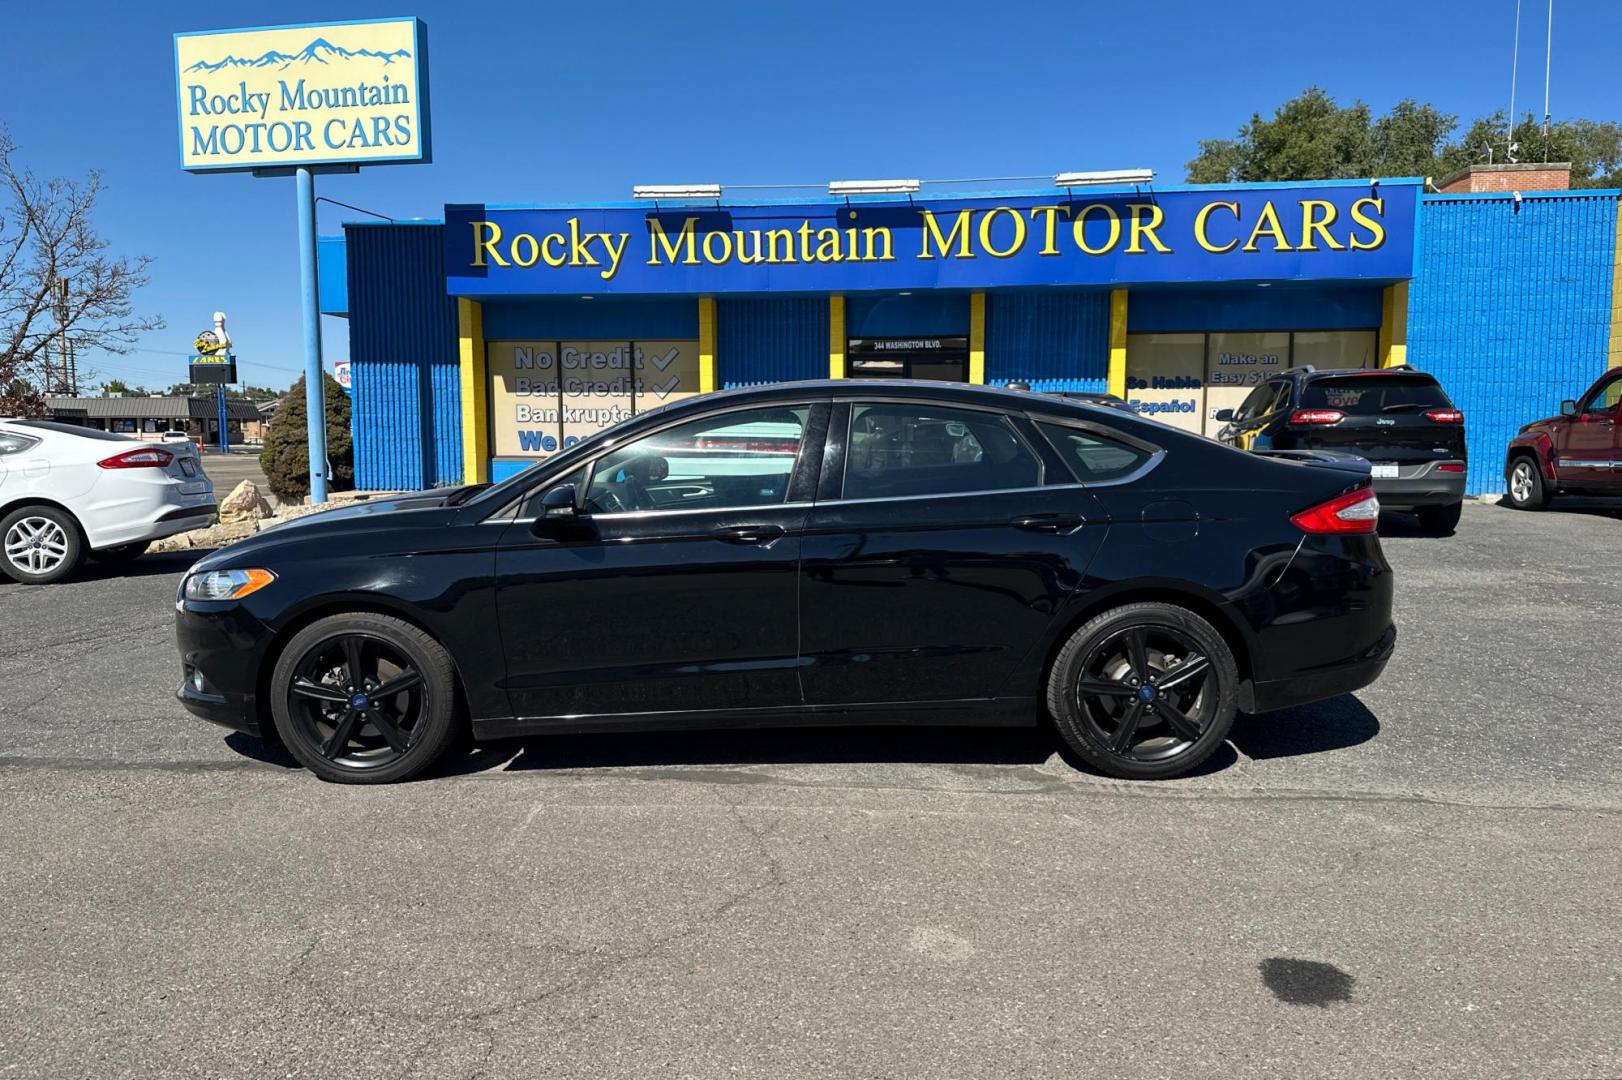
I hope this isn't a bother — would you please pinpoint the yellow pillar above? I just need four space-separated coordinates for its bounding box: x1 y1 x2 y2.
1608 200 1622 371
1107 288 1128 399
698 296 718 392
457 297 488 485
829 295 846 378
1378 282 1410 369
969 292 986 384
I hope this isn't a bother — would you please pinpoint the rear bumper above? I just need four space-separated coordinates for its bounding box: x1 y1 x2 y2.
1371 462 1466 508
87 489 217 548
1246 623 1395 712
174 601 273 738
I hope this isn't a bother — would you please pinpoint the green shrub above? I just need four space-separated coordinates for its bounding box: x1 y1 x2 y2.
259 374 354 503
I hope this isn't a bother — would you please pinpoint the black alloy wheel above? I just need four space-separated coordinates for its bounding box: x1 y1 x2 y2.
1047 602 1239 779
269 613 460 783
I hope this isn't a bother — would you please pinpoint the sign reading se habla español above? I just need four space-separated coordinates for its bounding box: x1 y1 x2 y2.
174 18 429 171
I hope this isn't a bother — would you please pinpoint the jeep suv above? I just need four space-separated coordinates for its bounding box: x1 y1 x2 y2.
1503 367 1622 510
1215 366 1467 533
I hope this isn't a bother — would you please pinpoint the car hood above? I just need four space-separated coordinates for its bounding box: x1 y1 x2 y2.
1518 415 1564 435
189 486 480 572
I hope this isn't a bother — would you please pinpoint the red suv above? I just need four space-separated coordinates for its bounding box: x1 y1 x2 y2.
1504 367 1622 509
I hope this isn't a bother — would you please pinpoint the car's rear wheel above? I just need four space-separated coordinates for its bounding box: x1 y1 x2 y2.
1417 501 1463 534
89 541 151 565
1046 602 1239 779
269 613 461 784
0 505 83 585
1505 458 1547 510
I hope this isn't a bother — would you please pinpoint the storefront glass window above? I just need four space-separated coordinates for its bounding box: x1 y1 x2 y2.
1292 330 1377 370
1204 332 1291 436
1124 333 1205 434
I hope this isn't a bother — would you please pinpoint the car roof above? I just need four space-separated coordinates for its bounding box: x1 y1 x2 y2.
1292 366 1439 382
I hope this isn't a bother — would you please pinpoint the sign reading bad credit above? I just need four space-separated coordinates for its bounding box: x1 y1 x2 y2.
175 18 428 171
445 183 1418 296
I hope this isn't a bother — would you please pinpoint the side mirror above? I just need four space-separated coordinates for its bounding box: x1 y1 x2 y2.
1213 408 1234 423
530 484 578 535
1561 399 1578 417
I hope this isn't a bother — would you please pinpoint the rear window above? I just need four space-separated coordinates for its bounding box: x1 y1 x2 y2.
1299 375 1451 414
8 419 134 441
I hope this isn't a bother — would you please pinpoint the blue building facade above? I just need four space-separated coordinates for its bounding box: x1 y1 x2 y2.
322 179 1622 494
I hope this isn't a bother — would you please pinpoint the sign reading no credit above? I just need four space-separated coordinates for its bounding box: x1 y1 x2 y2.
174 18 429 172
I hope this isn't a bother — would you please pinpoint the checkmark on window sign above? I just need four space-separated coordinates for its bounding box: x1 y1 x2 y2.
642 375 681 399
649 347 681 371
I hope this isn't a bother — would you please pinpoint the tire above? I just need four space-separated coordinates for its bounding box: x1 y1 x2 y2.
0 505 84 585
1046 601 1239 780
269 612 462 784
1416 501 1463 535
1504 457 1548 510
89 540 151 565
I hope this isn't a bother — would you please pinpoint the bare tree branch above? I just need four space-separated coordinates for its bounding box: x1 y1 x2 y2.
0 125 164 406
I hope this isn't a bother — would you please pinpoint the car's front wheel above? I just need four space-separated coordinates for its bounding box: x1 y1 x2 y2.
269 612 462 784
1504 457 1547 510
1046 602 1239 779
0 505 84 585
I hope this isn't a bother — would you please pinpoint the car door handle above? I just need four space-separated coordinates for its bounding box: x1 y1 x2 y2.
1010 514 1087 533
710 524 786 544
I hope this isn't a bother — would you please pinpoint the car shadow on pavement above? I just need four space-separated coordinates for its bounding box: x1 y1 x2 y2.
75 550 218 582
1490 496 1622 521
221 694 1380 780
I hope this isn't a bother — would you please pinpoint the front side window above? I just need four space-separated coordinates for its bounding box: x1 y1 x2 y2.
581 406 809 514
1038 424 1155 483
1233 381 1288 423
1582 375 1622 415
843 403 1040 500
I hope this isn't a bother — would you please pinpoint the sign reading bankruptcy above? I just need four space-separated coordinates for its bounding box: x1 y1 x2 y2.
445 183 1418 296
174 18 428 171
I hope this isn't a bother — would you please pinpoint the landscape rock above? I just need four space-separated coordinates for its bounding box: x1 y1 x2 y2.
217 480 273 525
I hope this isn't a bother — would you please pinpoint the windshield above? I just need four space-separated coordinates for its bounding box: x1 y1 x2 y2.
466 412 642 507
1299 376 1451 414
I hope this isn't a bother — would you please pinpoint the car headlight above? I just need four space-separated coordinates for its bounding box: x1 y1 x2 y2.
183 568 276 601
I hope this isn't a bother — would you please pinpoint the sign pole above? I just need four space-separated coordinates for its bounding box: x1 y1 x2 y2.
216 382 228 453
296 166 329 504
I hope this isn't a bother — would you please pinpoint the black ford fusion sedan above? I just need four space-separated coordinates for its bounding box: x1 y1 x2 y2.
175 380 1394 784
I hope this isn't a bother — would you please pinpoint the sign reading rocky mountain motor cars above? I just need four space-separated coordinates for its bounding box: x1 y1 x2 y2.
174 18 429 171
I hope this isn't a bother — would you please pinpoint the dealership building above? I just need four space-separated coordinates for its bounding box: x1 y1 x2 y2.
316 165 1621 496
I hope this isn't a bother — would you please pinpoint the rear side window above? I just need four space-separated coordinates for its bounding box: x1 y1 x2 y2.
844 403 1040 499
0 432 40 456
1299 376 1451 414
1038 424 1155 483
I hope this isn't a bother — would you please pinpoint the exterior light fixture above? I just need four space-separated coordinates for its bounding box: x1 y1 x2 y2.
828 179 921 196
1054 169 1155 187
632 184 723 200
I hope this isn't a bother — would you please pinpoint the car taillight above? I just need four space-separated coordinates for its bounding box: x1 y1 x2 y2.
98 447 174 469
1437 462 1466 473
1425 409 1464 424
1288 409 1344 425
1290 486 1380 535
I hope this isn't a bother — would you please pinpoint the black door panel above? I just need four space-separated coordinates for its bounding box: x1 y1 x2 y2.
798 488 1106 704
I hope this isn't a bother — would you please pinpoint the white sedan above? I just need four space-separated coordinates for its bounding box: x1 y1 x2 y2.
0 419 216 584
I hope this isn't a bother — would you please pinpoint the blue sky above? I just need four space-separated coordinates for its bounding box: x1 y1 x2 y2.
2 0 1616 392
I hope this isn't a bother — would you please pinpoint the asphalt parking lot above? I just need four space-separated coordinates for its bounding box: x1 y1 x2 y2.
2 501 1619 1078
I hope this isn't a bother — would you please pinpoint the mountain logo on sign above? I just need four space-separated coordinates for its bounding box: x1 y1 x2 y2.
185 37 411 73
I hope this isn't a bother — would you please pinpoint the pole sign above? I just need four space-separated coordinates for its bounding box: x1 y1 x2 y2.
174 17 429 172
445 182 1419 296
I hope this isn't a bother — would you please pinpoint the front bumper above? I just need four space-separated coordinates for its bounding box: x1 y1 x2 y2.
174 600 274 738
1371 461 1466 508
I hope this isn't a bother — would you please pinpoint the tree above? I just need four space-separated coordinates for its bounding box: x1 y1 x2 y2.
1186 88 1620 188
165 382 287 401
0 127 163 415
99 378 153 397
259 374 353 503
